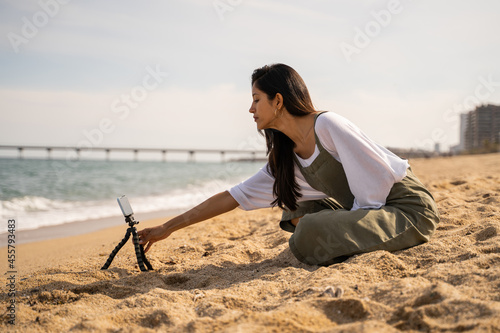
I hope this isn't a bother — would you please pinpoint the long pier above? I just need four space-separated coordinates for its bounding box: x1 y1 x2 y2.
0 145 266 162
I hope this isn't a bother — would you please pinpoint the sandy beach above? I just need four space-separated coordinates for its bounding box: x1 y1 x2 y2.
1 153 499 332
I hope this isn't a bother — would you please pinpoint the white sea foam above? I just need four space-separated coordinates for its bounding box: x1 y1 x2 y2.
0 177 239 233
0 158 264 234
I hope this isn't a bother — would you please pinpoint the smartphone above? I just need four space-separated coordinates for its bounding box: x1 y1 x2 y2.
117 195 134 217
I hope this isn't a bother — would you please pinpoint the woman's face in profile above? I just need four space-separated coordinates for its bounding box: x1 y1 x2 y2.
249 84 277 130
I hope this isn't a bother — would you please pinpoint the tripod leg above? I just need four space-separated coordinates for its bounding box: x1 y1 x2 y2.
139 243 154 271
131 227 149 272
101 228 132 270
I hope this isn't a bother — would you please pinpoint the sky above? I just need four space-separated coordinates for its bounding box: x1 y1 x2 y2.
1 0 499 158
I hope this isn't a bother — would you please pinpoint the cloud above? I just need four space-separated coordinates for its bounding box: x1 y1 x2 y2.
1 0 500 152
0 83 263 151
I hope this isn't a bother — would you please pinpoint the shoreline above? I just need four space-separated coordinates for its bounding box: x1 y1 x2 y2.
0 208 184 247
0 213 180 277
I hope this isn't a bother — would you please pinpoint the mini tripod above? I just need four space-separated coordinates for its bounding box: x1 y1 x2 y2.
101 212 153 272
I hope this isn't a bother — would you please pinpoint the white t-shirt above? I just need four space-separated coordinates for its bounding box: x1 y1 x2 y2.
229 112 409 211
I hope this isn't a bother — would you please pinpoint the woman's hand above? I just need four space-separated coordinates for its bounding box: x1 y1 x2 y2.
137 191 238 253
138 224 170 253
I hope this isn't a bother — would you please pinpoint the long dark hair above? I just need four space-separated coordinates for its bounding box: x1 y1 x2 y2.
251 64 316 211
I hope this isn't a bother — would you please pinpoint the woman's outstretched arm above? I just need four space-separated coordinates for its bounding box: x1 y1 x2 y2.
138 191 239 252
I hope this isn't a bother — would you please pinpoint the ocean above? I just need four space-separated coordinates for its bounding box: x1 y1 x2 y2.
0 158 265 234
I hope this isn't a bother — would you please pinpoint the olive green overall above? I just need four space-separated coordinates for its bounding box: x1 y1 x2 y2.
280 113 440 266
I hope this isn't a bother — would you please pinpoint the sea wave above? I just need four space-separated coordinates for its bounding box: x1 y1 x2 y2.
0 178 238 233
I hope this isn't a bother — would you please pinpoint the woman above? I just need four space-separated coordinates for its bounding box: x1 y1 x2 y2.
138 63 440 266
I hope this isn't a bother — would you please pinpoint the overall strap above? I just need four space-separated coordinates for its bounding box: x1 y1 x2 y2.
292 111 329 169
313 111 329 152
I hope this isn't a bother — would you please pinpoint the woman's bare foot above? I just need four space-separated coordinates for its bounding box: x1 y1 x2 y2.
290 216 303 226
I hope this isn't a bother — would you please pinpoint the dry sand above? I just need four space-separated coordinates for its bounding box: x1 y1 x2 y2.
1 153 499 332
